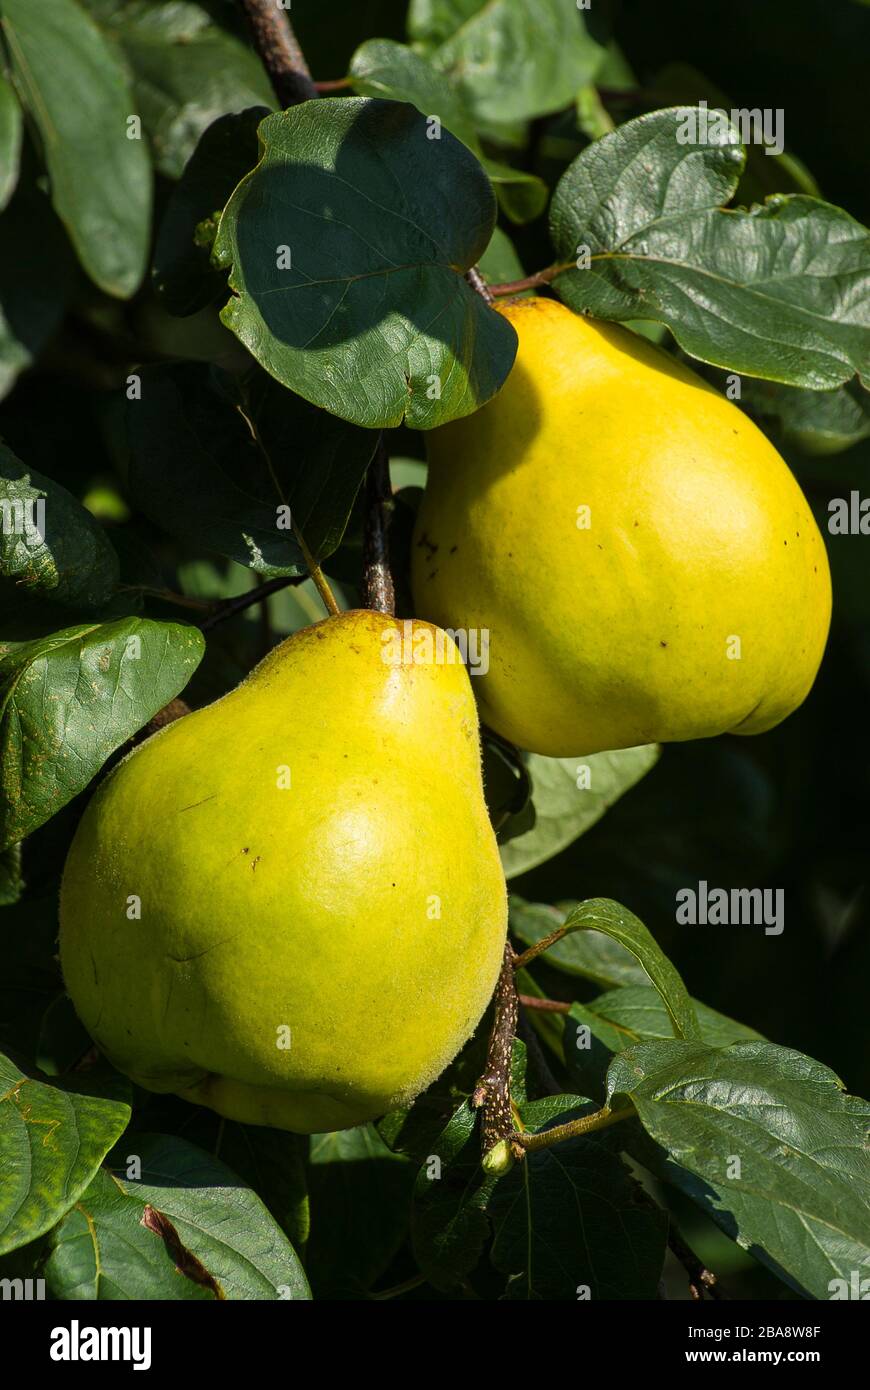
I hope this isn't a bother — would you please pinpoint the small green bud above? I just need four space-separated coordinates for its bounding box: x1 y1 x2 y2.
482 1139 515 1176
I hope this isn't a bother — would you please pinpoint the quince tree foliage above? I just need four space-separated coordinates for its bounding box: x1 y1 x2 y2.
0 0 869 1311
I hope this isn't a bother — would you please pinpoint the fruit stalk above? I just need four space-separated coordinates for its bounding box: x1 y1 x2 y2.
362 435 396 615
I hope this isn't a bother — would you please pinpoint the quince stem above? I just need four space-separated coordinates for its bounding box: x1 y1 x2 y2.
363 436 396 615
512 924 570 971
512 1103 634 1154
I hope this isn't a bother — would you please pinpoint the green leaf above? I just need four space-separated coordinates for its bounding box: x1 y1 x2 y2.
412 1100 495 1289
652 63 820 204
488 1110 667 1299
0 896 60 1055
550 107 870 390
0 73 22 211
88 0 275 180
125 363 376 574
510 898 649 987
0 442 119 608
35 995 94 1077
214 98 517 429
407 0 482 48
0 1052 131 1255
608 1040 870 1299
736 376 870 456
153 106 266 317
577 985 762 1050
563 985 763 1102
544 899 700 1042
417 0 607 125
44 1133 310 1300
307 1125 415 1297
499 745 659 878
347 39 546 225
0 839 21 904
0 0 152 297
211 1126 308 1254
0 181 77 400
412 1041 667 1298
0 617 204 849
477 225 526 287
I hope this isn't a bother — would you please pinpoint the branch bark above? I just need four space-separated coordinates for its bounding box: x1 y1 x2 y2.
362 435 395 615
487 264 567 297
472 943 522 1159
237 0 317 107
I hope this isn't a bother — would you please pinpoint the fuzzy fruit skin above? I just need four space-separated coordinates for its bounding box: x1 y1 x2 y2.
412 298 832 757
60 610 507 1133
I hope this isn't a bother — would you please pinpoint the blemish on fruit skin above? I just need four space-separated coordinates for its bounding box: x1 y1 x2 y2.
660 641 668 648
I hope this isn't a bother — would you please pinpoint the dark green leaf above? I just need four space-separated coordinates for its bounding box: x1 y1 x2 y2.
0 442 119 608
0 839 21 904
412 1041 666 1298
489 1108 667 1299
412 1100 496 1289
125 363 376 573
88 0 275 179
550 107 870 389
153 106 266 316
737 376 870 455
347 38 546 225
499 745 659 878
213 1126 308 1254
477 225 526 287
510 898 648 987
653 63 820 204
0 0 152 296
0 1051 131 1255
35 995 94 1077
0 617 204 849
0 181 77 400
307 1125 414 1297
214 98 517 429
416 0 607 124
0 73 22 211
0 896 60 1054
43 1133 310 1299
608 1039 870 1299
552 899 700 1041
563 985 763 1101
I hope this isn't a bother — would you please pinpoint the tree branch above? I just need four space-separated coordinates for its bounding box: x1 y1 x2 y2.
472 943 522 1160
362 434 395 615
668 1228 726 1300
487 264 567 297
237 0 317 107
465 266 494 305
199 574 309 632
